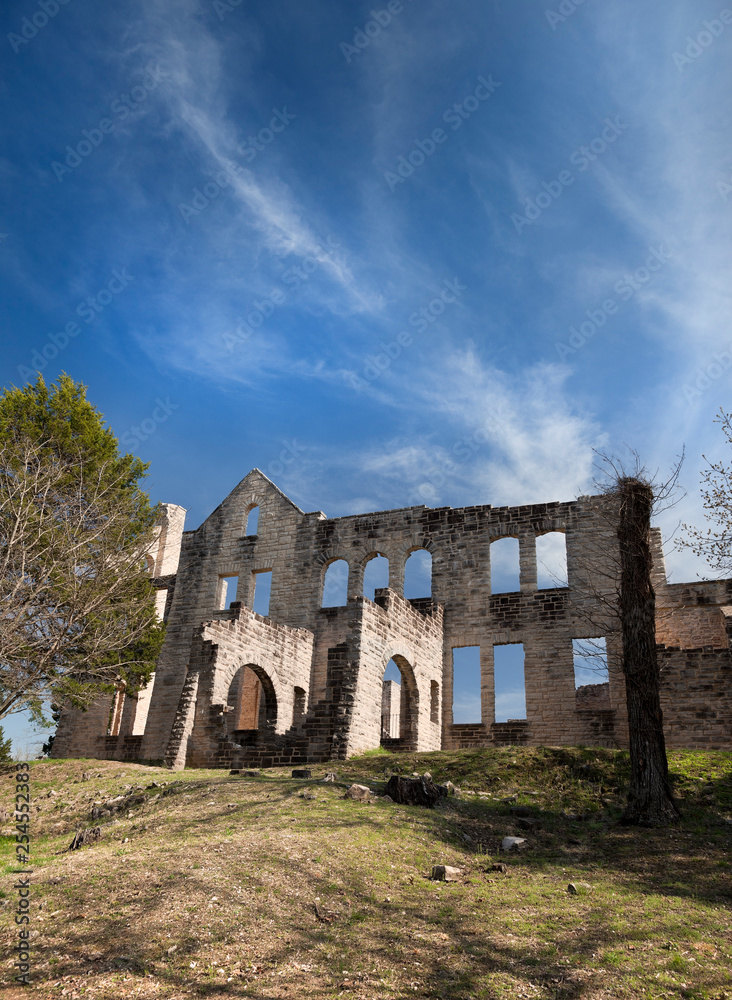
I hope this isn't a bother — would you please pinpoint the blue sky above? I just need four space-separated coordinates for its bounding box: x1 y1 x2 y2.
2 0 731 753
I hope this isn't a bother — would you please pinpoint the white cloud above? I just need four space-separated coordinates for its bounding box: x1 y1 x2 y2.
406 347 603 506
451 693 482 724
493 690 526 725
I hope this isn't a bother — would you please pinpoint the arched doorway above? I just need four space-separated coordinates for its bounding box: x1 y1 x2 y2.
226 664 278 736
380 655 419 751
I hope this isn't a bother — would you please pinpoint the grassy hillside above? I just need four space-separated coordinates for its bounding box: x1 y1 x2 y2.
1 747 731 999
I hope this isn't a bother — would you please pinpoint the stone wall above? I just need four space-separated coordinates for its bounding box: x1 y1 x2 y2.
182 605 315 768
659 644 732 748
52 469 732 765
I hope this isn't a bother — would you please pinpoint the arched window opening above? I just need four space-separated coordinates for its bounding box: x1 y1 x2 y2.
380 656 418 749
452 646 481 723
245 506 259 536
490 537 520 594
404 549 432 599
363 554 389 602
536 532 568 589
493 643 526 723
322 559 348 607
293 686 306 725
381 659 401 738
430 680 440 723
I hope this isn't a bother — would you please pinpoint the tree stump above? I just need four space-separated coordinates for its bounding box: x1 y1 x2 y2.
384 775 447 808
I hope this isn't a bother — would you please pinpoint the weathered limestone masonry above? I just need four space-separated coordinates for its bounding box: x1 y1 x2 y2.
52 470 732 767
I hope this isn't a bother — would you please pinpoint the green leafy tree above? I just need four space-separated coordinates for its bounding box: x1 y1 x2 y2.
0 374 165 727
0 725 12 763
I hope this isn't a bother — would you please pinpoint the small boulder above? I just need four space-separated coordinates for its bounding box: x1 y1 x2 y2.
431 865 461 882
292 769 312 779
517 817 542 829
345 784 374 802
66 827 102 851
501 836 527 852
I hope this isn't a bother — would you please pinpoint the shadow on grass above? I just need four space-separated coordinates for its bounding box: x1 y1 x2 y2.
10 751 732 998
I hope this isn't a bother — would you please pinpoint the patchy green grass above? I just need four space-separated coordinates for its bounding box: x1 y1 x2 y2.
1 748 731 999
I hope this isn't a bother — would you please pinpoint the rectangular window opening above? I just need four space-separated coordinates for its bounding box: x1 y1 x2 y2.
490 537 520 594
252 570 272 617
218 575 239 609
452 646 481 724
493 643 526 723
572 637 609 688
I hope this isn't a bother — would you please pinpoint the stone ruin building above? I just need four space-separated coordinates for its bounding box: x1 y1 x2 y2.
53 470 732 769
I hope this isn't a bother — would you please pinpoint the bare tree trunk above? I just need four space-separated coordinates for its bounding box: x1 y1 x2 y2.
617 478 679 826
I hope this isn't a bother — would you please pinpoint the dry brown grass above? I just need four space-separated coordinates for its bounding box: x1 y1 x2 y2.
1 748 731 999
